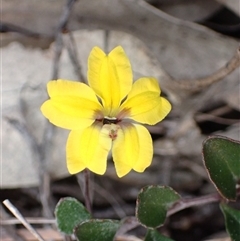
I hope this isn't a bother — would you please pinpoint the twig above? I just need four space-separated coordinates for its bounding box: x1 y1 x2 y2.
113 192 227 235
37 0 78 219
52 0 77 79
4 116 53 218
76 173 126 218
114 217 140 239
1 218 56 225
3 200 46 241
64 32 86 83
138 1 240 93
57 0 77 32
195 104 240 125
5 117 40 158
94 181 126 218
38 169 54 218
116 189 240 236
52 31 63 80
0 22 51 38
7 104 53 218
115 235 143 241
167 192 222 217
179 160 208 179
195 113 239 125
0 204 25 241
177 47 240 92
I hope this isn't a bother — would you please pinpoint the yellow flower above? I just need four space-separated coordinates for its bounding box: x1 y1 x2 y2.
41 46 171 177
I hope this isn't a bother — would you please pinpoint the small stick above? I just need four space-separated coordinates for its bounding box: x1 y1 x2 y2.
65 32 87 83
94 181 126 218
52 0 77 79
3 200 46 241
167 192 222 217
177 47 240 91
1 218 56 225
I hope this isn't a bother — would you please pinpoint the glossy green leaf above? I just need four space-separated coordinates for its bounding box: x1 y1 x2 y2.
203 136 240 200
220 203 240 241
145 229 175 241
74 219 120 241
136 185 180 228
55 197 91 235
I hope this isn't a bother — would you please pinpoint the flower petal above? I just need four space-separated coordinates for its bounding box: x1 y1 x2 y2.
119 77 171 125
41 80 103 130
66 122 112 175
112 123 153 177
88 46 132 116
47 79 98 99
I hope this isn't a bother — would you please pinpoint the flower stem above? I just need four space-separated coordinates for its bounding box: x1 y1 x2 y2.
84 169 92 214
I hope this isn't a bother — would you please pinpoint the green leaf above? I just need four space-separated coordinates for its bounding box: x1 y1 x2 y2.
145 229 175 241
74 219 120 241
136 185 180 229
55 197 91 235
203 136 240 200
220 203 240 241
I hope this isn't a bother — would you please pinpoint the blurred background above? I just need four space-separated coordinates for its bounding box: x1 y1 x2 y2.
1 0 240 240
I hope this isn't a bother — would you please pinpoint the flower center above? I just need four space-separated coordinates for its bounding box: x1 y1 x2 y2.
98 118 120 141
105 123 120 141
103 117 119 125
